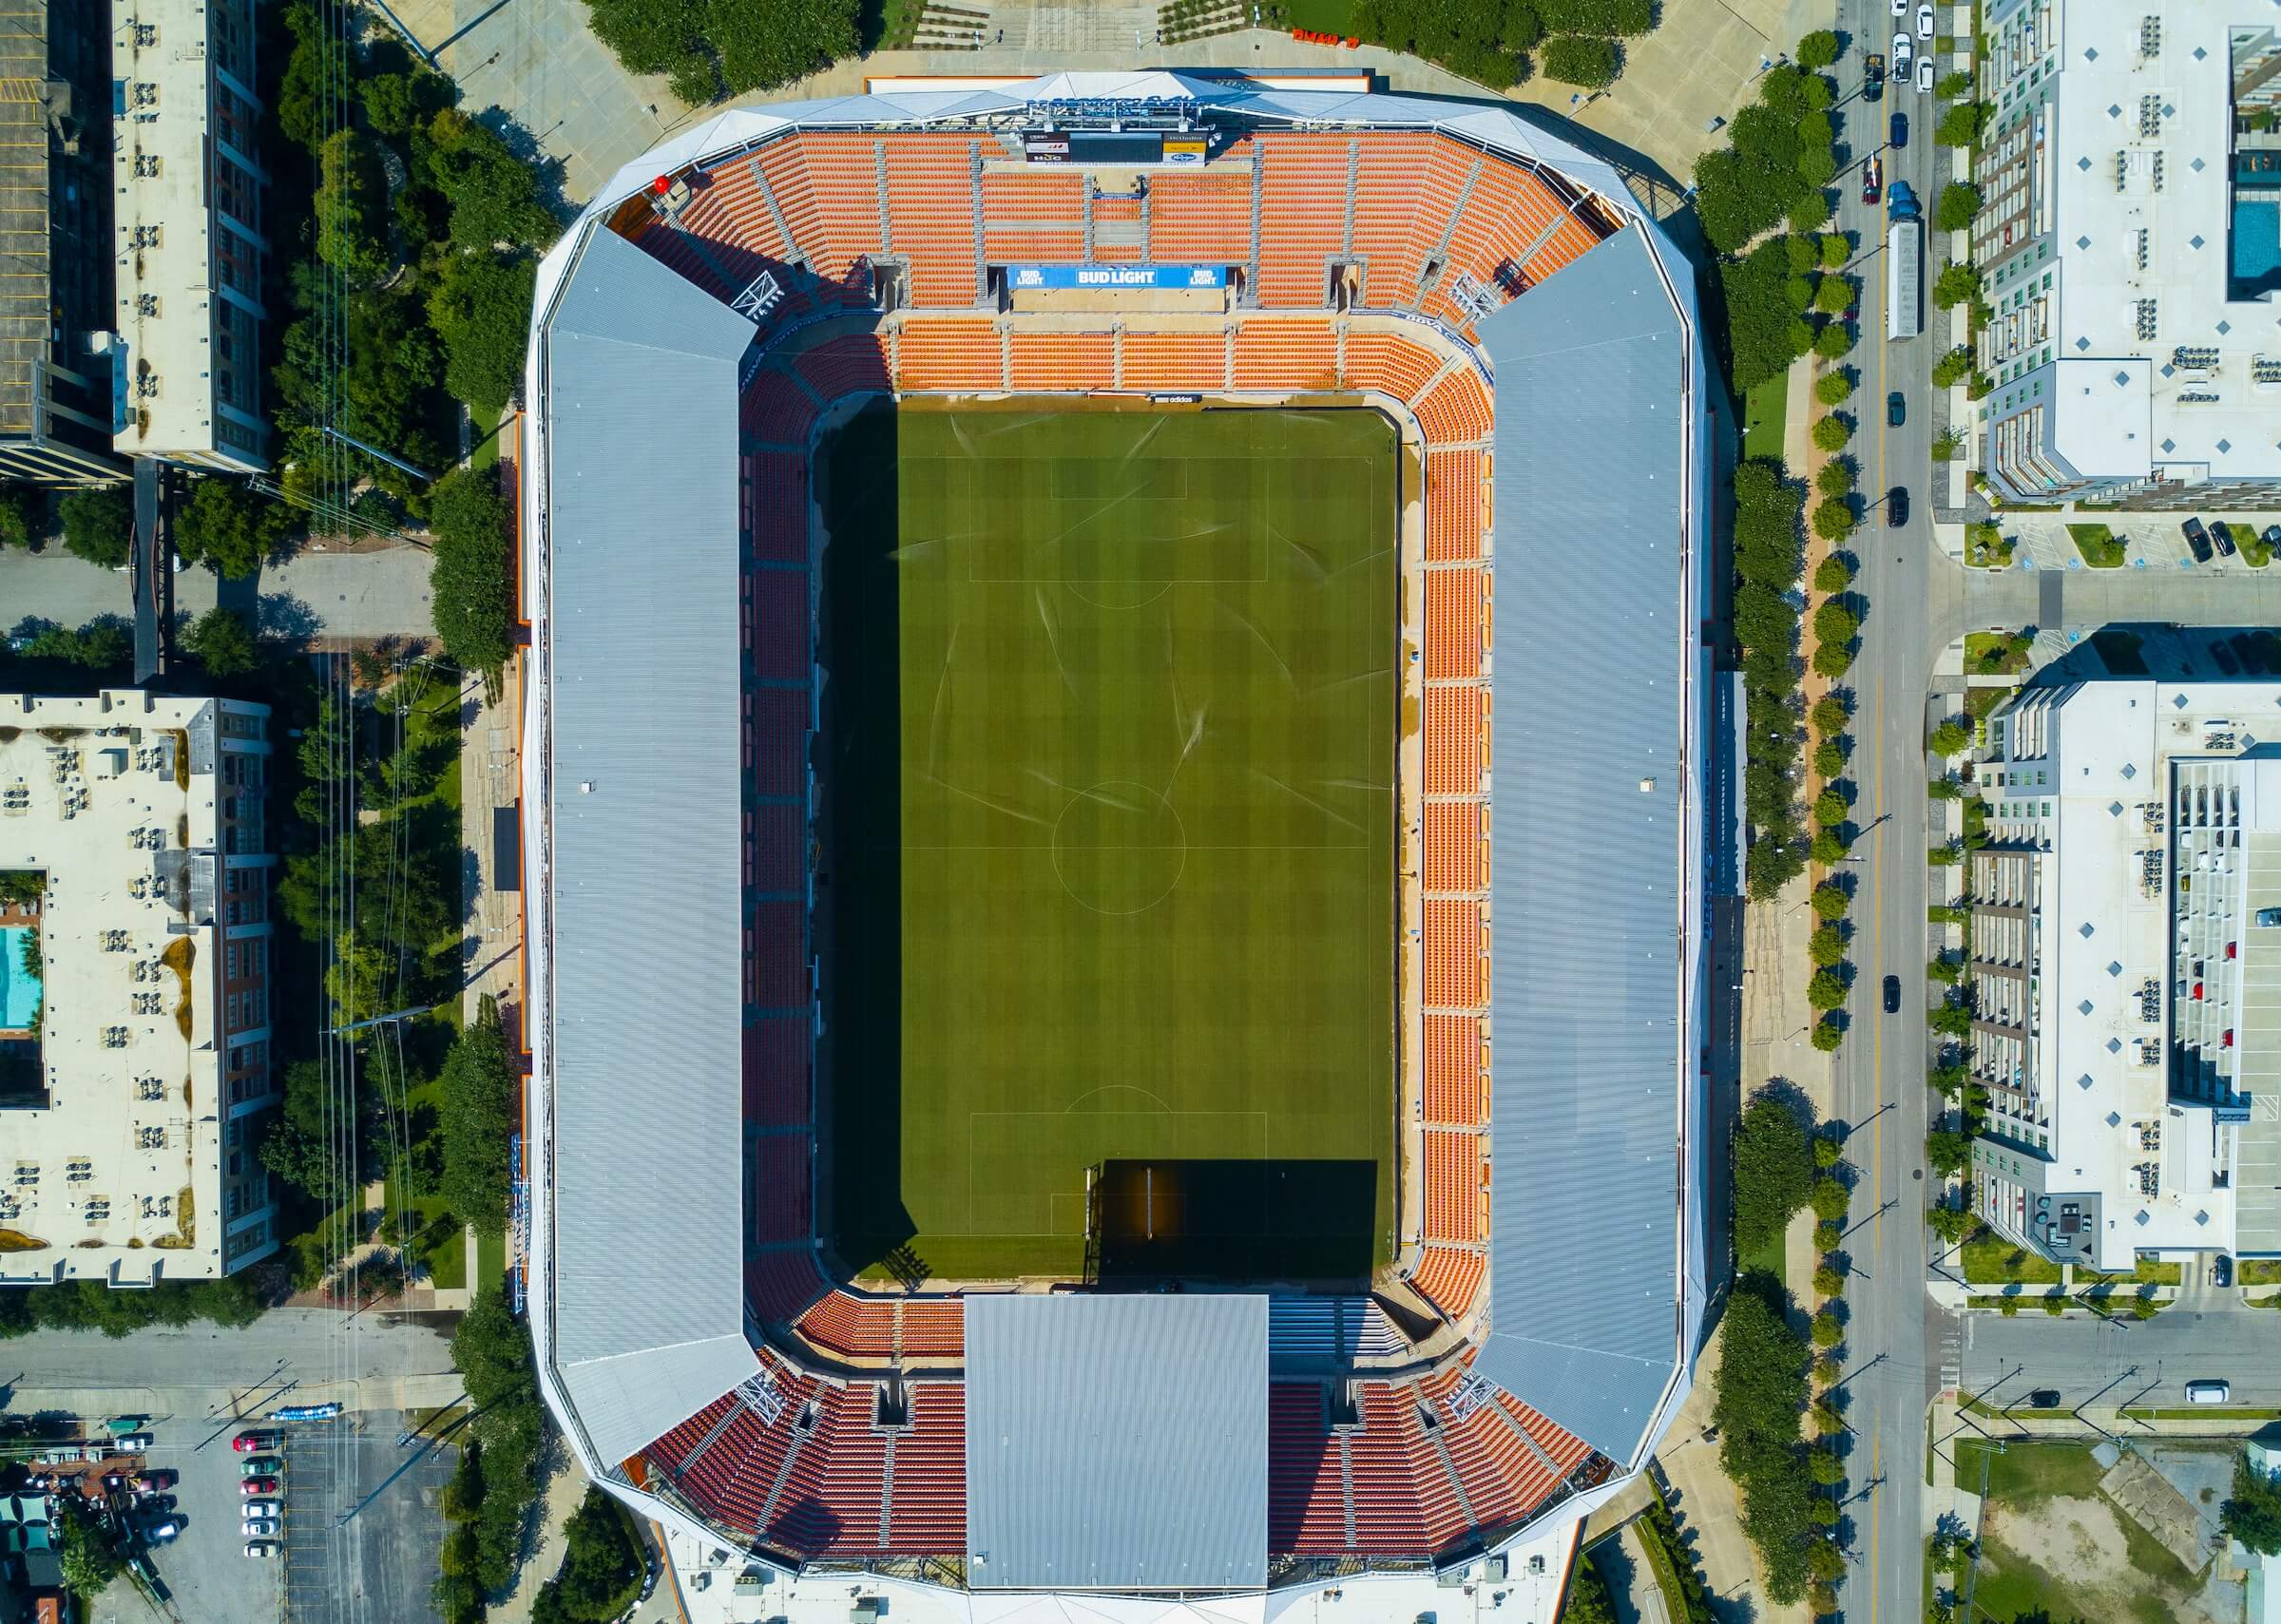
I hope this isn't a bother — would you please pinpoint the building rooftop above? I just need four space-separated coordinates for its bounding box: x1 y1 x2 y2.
0 692 242 1279
2038 2 2281 483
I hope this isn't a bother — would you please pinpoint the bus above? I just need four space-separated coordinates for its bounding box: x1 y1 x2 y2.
1887 182 1922 341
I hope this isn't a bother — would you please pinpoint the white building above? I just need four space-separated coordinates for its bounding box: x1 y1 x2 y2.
0 691 278 1283
1972 1 2281 506
1967 678 2281 1271
109 0 269 473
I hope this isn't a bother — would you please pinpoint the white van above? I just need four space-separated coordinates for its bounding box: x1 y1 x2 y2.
2185 1379 2231 1405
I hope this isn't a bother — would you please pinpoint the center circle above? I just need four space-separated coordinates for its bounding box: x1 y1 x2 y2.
1050 781 1187 916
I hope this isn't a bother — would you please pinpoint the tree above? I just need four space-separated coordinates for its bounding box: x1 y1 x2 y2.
1811 414 1850 453
316 129 392 286
1810 1020 1844 1052
0 483 31 549
1810 884 1850 920
584 0 863 103
1808 1445 1844 1484
1936 101 1988 146
1811 696 1850 734
21 617 132 670
1929 999 1974 1038
429 249 536 414
58 485 131 568
429 111 560 252
1789 190 1831 234
183 606 259 677
277 1 351 153
1935 182 1984 231
1812 1263 1846 1298
1808 925 1846 966
428 466 515 674
1796 28 1839 67
176 479 271 578
1812 601 1858 649
1811 788 1846 827
1928 1204 1978 1244
1558 1555 1619 1624
1929 719 1971 755
1733 1090 1818 1259
1812 555 1854 594
1810 1177 1850 1222
1819 233 1850 271
1812 276 1852 316
1936 69 1974 99
1933 260 1982 309
453 1286 548 1588
1813 372 1852 410
1811 498 1855 542
1542 35 1619 86
1931 346 1975 389
1810 1309 1844 1347
1807 969 1847 1010
1811 321 1852 360
1812 1220 1843 1254
1810 830 1846 865
439 1002 519 1237
1812 736 1846 777
55 1498 123 1598
1926 1129 1971 1177
1928 955 1963 984
1724 235 1818 391
1811 640 1852 678
1713 1280 1814 1601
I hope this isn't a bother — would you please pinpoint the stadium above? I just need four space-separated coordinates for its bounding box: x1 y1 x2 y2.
518 68 1711 1606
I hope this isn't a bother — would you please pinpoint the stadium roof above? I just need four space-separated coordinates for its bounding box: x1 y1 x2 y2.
966 1294 1269 1592
1472 225 1706 1468
536 227 761 1468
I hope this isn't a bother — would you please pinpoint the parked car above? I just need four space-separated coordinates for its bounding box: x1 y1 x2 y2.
2185 1379 2232 1405
133 1470 176 1492
2257 906 2281 927
2212 520 2237 557
240 1477 280 1497
1884 975 1902 1014
2182 516 2214 562
2215 1255 2233 1288
242 1517 278 1538
1917 3 1935 36
109 1434 152 1453
234 1431 280 1455
242 1500 282 1520
245 1540 278 1559
1888 390 1906 426
1917 55 1935 92
2026 1388 2062 1408
1890 110 1908 147
2263 524 2281 556
140 1495 177 1515
143 1519 181 1542
1893 32 1913 74
240 1457 283 1478
1888 486 1908 526
1863 153 1883 204
1889 0 1905 14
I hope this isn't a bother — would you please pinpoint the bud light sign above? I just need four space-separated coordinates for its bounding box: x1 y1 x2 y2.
1010 264 1227 291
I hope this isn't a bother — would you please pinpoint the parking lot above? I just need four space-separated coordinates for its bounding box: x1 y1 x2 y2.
101 1412 286 1624
281 1416 455 1624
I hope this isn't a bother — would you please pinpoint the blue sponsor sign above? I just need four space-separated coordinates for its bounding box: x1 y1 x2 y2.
1010 263 1227 291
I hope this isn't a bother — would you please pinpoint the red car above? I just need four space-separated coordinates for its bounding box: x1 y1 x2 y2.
240 1476 280 1497
1862 155 1883 205
233 1431 279 1455
134 1470 176 1492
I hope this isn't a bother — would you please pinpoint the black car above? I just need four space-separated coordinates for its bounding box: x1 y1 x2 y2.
2215 1255 2233 1288
2264 524 2281 556
2182 516 2214 562
1890 110 1907 148
2026 1388 2062 1409
1887 486 1908 527
2213 520 2237 557
1887 391 1906 427
1883 975 1902 1014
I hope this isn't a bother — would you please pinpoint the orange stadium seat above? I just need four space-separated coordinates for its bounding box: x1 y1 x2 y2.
746 568 808 681
884 135 985 307
1121 330 1226 392
681 158 795 265
1232 320 1338 392
1089 193 1146 262
1350 135 1469 306
747 800 805 897
1423 569 1482 680
1411 1245 1486 1319
1421 1012 1484 1127
1268 1385 1348 1554
1422 898 1483 1008
743 451 808 564
798 1290 897 1358
749 1132 811 1243
1422 686 1483 797
742 1016 809 1128
896 318 1002 392
745 1252 827 1326
741 368 818 448
795 334 891 401
1008 330 1115 392
885 1385 967 1552
1341 332 1442 403
1421 803 1481 896
1347 1385 1434 1551
1423 449 1484 563
982 169 1089 265
1146 170 1251 266
1414 371 1492 446
1254 134 1351 306
899 1298 966 1358
1422 1128 1481 1243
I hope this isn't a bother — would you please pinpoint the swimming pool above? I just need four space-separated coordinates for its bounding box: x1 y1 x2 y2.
0 925 41 1029
2233 198 2281 296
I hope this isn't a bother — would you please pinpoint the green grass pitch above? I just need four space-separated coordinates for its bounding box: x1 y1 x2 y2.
821 404 1396 1282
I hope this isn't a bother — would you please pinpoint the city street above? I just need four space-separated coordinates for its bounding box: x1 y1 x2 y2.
0 1306 455 1404
1961 1302 2281 1409
0 542 434 643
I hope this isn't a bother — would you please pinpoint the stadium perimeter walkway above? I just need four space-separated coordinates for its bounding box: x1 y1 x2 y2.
388 0 1831 215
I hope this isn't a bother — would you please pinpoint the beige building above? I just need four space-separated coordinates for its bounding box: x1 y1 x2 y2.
110 0 268 473
0 691 278 1283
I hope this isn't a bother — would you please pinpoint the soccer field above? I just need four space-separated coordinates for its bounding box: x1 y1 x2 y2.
821 404 1397 1282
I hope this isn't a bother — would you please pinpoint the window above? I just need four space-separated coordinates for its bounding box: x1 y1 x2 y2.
226 943 240 980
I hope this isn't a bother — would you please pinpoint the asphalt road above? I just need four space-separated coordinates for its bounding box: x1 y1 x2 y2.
1961 1303 2281 1408
0 1306 455 1399
1820 23 1951 1624
0 544 435 641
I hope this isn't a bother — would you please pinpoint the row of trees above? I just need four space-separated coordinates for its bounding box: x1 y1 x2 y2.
0 1274 263 1339
1734 459 1822 917
1348 0 1656 92
1694 61 1841 258
1725 231 1857 392
1923 720 1991 1249
437 1289 551 1623
584 0 861 108
528 1487 646 1624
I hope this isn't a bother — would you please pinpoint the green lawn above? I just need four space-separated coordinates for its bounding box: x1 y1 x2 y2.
468 403 502 474
1743 373 1789 465
473 1228 506 1296
1954 1439 2206 1624
1965 629 2032 676
1962 1232 2064 1285
823 405 1397 1282
2066 522 2126 567
1283 0 1359 29
2242 1259 2281 1286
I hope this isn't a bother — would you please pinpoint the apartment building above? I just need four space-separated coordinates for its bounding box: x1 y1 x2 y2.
1971 1 2281 506
110 0 268 473
0 691 278 1283
1965 678 2281 1271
